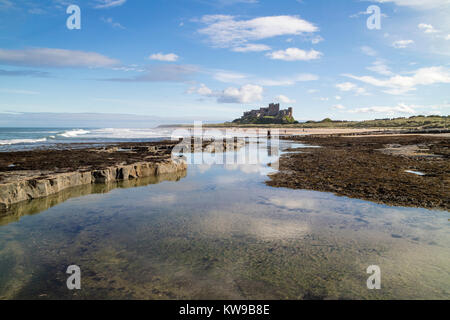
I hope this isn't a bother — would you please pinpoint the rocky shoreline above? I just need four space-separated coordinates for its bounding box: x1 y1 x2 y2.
267 134 449 210
0 171 187 226
0 141 187 211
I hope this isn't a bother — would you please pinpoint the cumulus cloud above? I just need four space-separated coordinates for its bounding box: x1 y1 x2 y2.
149 52 179 62
266 48 322 61
217 84 264 103
187 83 213 96
94 0 127 9
198 15 318 51
187 83 264 104
332 104 346 110
0 48 119 68
275 95 295 103
345 66 450 95
392 40 414 48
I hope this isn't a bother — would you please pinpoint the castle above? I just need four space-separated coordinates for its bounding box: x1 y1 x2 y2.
233 103 295 124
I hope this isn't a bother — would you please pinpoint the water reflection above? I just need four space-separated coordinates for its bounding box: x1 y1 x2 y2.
0 170 187 226
0 139 448 300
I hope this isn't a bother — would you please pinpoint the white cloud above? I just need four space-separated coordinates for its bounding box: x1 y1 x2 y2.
213 70 248 83
336 82 357 91
418 23 439 34
336 82 367 95
0 88 40 95
212 69 318 86
149 53 179 62
28 8 46 14
188 83 264 104
0 48 119 68
198 15 318 50
350 8 388 18
345 66 450 95
347 103 416 115
257 73 318 86
335 96 342 100
370 0 450 10
275 95 296 103
392 40 414 48
367 59 393 76
94 0 127 9
231 44 271 52
446 34 450 40
105 64 197 82
332 104 346 110
266 48 322 61
361 46 377 56
311 36 324 44
101 17 125 29
218 84 264 103
187 83 213 96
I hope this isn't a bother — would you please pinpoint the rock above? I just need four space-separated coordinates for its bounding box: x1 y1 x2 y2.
0 156 186 210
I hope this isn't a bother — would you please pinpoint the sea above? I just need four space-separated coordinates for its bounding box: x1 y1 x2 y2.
0 127 179 151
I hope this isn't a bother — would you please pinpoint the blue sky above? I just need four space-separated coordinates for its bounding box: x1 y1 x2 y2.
0 0 449 125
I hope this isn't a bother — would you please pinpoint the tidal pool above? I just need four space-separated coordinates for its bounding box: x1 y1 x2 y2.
0 140 449 299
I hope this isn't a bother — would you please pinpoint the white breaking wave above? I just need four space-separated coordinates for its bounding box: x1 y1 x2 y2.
0 138 47 145
0 128 179 147
82 128 174 139
58 129 91 138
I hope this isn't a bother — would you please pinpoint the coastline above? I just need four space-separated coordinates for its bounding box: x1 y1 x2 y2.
1 131 448 212
0 141 187 211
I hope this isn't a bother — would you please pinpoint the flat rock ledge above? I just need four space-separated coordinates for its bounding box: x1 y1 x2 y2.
0 158 187 211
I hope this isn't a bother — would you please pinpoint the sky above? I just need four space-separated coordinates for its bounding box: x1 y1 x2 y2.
0 0 449 126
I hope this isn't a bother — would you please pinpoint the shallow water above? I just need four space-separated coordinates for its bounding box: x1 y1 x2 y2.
0 140 449 300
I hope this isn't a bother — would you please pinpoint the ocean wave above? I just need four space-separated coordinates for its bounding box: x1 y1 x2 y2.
86 128 174 139
58 129 91 138
0 128 178 147
0 138 47 145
